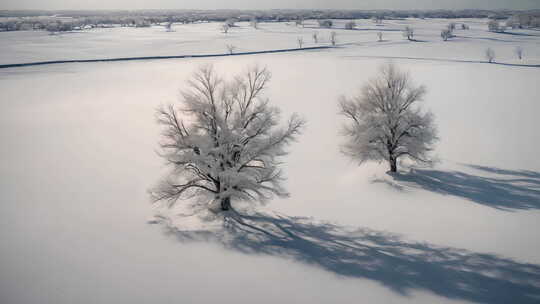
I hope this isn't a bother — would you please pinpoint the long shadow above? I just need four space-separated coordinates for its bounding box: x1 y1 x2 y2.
392 167 540 211
162 211 540 303
466 164 540 180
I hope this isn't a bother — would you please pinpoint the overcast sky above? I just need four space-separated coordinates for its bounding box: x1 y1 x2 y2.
1 0 539 10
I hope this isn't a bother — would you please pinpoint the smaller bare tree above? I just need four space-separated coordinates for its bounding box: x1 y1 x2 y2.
330 31 337 46
226 44 236 55
222 23 230 33
297 37 304 48
312 31 318 43
515 46 523 60
403 26 414 40
485 47 495 63
377 31 383 42
250 17 258 29
339 63 438 173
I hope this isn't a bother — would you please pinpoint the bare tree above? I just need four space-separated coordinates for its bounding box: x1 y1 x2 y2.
226 44 236 55
312 31 318 43
372 16 384 24
151 65 305 212
377 31 383 42
297 37 304 48
165 22 174 32
339 63 438 173
403 26 414 40
330 31 337 46
222 23 230 33
515 46 523 60
250 17 258 29
485 47 495 63
295 17 304 27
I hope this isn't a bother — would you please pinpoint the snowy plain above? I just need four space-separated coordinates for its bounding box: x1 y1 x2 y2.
1 18 540 304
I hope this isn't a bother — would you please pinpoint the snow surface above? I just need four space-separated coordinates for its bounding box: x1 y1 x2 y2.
1 18 539 304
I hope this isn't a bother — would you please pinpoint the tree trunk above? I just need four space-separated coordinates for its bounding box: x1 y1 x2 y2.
220 197 231 211
389 157 397 173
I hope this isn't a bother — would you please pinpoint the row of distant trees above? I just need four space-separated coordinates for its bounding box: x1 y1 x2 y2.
1 8 535 21
151 63 438 212
2 10 539 33
0 17 165 32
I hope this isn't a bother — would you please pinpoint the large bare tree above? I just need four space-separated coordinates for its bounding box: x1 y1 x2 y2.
339 63 438 173
151 65 304 211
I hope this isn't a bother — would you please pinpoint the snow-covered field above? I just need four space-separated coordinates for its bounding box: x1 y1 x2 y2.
1 19 539 304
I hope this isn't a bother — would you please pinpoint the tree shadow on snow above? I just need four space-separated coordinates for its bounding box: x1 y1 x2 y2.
162 211 540 304
391 166 540 211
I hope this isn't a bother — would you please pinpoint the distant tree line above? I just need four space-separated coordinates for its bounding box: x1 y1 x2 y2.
1 9 539 32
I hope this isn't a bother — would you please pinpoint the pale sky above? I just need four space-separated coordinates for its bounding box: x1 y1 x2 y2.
1 0 539 10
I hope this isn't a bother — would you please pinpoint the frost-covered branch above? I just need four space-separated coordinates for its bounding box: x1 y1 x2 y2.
339 63 438 172
151 65 305 212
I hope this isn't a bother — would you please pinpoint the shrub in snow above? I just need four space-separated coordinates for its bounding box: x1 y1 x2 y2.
318 19 333 28
461 23 469 30
46 22 59 34
441 29 452 41
485 47 495 63
151 65 305 212
403 26 414 40
135 19 151 28
345 20 356 30
46 21 73 34
488 20 505 32
295 17 304 27
515 46 523 60
339 63 438 173
165 22 174 32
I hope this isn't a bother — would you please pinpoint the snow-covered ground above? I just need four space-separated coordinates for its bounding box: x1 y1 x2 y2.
1 19 539 304
1 18 540 65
